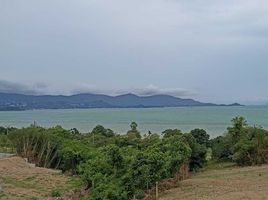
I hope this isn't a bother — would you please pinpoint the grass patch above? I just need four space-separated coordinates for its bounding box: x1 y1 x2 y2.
68 176 84 191
51 188 62 197
202 160 236 171
23 175 38 181
1 176 35 189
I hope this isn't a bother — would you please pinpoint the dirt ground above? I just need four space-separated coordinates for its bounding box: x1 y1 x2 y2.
0 156 74 200
160 164 268 200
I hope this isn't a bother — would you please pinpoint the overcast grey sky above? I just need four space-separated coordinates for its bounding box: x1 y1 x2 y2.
1 0 268 104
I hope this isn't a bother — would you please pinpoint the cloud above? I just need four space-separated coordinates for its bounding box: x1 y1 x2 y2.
0 80 50 95
0 80 193 97
67 84 194 97
117 84 193 97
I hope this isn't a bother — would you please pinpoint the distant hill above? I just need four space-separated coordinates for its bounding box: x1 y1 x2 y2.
0 92 242 110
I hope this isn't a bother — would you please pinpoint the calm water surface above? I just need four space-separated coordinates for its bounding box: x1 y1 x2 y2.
0 106 268 137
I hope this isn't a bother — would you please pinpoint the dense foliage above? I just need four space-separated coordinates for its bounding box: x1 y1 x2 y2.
1 116 267 199
0 122 208 199
0 126 16 152
210 116 268 165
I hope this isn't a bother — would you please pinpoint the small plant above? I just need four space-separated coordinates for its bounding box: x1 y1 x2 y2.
51 188 62 197
134 189 144 199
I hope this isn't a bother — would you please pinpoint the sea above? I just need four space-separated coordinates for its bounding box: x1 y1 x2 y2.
0 106 268 138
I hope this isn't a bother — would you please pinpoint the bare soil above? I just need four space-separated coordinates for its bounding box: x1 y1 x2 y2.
160 164 268 200
0 156 74 200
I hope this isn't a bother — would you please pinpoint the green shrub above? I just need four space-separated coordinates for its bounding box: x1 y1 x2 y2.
51 188 62 197
134 189 144 199
210 117 268 166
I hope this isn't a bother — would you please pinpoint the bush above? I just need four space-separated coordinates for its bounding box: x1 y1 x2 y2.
134 189 144 199
232 127 268 165
210 117 268 166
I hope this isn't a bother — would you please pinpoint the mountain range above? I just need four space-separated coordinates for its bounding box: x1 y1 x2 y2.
0 92 241 111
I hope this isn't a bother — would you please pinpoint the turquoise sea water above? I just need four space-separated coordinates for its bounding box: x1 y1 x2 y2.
0 106 268 137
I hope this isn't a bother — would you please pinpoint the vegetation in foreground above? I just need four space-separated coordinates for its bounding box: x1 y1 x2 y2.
0 116 268 199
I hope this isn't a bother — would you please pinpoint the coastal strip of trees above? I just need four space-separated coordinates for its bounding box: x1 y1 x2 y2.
0 116 267 199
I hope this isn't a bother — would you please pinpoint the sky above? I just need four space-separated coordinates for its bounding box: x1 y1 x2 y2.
0 0 268 105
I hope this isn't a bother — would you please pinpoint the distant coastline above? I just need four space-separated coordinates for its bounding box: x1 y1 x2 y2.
0 92 243 111
0 104 244 111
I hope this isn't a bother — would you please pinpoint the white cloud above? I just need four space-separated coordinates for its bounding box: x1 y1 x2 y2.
119 84 193 97
0 80 193 97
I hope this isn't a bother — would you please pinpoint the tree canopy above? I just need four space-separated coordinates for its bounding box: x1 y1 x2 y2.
1 116 267 199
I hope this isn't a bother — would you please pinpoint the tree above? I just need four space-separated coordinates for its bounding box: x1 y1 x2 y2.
58 139 91 173
0 126 7 135
227 116 247 142
79 151 113 189
190 129 209 147
182 134 207 171
104 145 124 176
141 133 160 148
127 122 141 139
70 128 80 136
160 134 192 176
91 125 115 137
162 129 182 138
210 135 233 160
232 127 268 165
130 122 138 132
